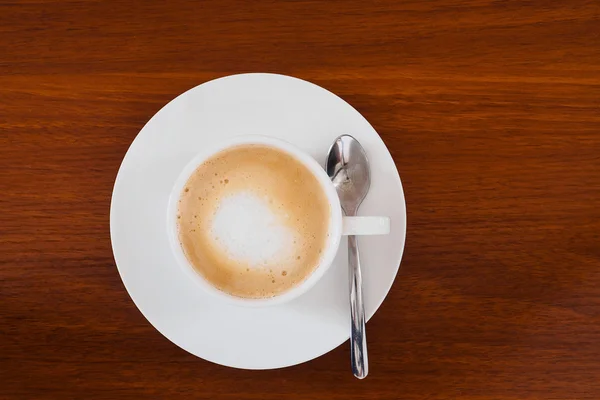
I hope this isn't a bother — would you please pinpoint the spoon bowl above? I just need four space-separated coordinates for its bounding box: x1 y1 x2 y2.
326 135 371 216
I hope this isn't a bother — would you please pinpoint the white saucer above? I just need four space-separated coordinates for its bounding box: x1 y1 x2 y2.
110 73 406 369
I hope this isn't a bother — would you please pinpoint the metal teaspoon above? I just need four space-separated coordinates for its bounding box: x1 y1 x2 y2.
326 134 371 379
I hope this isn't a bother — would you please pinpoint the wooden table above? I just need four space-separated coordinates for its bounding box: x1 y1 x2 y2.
2 1 599 398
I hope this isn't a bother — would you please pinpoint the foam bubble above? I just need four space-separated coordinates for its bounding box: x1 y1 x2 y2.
210 192 295 267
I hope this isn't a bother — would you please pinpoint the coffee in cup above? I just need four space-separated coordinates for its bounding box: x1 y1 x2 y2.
177 144 331 299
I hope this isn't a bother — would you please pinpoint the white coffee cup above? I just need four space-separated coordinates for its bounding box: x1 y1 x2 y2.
167 135 390 306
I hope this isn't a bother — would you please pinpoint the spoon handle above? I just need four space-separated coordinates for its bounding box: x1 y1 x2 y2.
348 234 368 379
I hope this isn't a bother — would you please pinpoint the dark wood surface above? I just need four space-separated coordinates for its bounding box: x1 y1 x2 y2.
2 1 600 398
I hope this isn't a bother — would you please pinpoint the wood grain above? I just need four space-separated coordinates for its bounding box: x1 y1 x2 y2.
1 0 600 398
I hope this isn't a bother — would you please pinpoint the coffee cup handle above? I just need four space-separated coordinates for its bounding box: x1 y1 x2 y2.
342 216 390 235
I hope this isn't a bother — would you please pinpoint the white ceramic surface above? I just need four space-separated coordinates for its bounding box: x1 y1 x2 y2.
110 73 407 369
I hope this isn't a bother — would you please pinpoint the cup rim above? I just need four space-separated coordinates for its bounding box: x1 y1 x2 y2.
166 135 343 307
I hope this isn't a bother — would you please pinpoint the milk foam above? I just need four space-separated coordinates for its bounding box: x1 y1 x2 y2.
176 144 331 298
210 192 296 267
